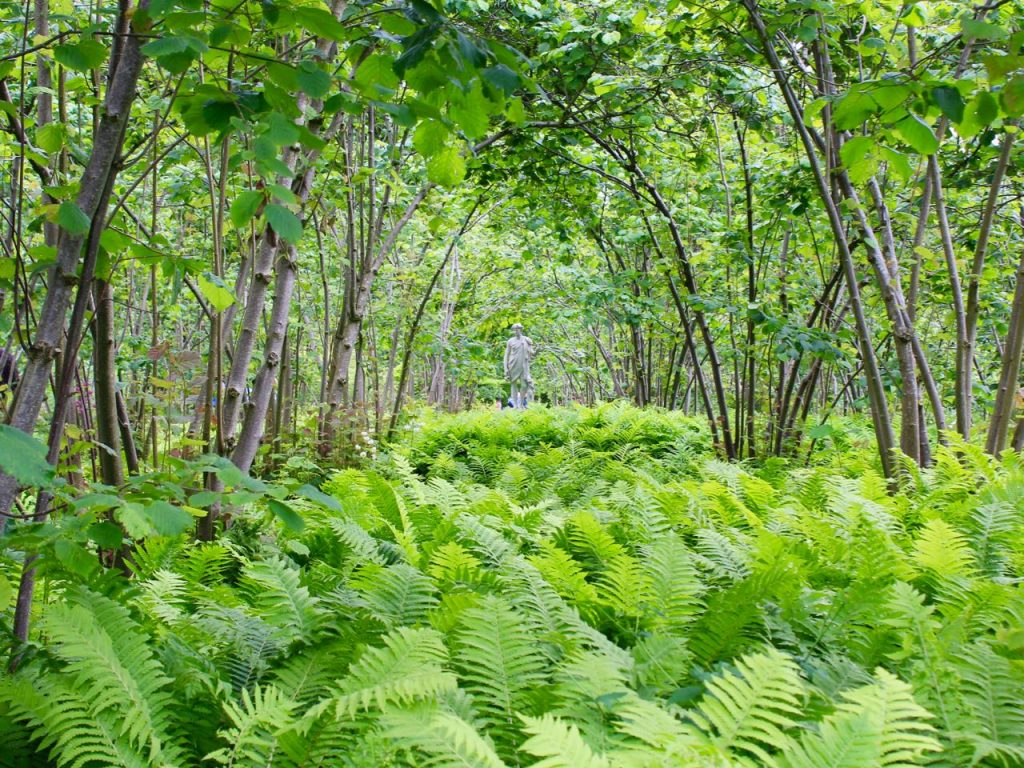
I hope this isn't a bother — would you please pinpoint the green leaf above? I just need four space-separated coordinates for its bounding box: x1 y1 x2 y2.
53 39 107 72
54 540 98 578
355 54 400 92
506 97 526 125
808 423 835 439
426 145 467 187
88 521 123 549
881 147 912 181
982 53 1021 83
961 90 998 138
450 100 489 140
893 115 938 155
144 500 193 537
293 7 346 41
834 88 875 130
35 123 66 153
230 189 264 229
839 136 876 184
961 16 1006 42
141 36 192 57
296 483 344 514
197 272 235 312
413 120 449 158
57 201 91 235
932 85 964 123
1002 77 1024 117
264 204 299 243
268 499 305 532
0 571 10 613
0 425 54 488
264 112 299 146
265 203 303 244
296 61 330 99
482 64 519 95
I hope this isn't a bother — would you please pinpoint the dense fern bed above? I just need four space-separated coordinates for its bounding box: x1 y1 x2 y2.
3 404 1023 766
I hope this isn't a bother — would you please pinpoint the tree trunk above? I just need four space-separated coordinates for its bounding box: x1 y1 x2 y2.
0 10 146 519
985 210 1024 455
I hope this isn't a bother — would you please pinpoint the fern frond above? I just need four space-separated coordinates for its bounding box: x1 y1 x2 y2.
952 642 1024 766
205 684 296 766
690 647 805 764
454 595 547 744
642 536 703 633
240 556 324 642
38 588 187 764
350 562 438 627
333 626 457 716
519 714 609 768
911 520 975 581
379 699 507 768
0 676 157 768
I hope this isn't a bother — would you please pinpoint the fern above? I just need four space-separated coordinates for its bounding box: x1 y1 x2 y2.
951 642 1024 766
379 696 507 768
333 626 457 716
350 562 438 627
690 647 806 763
240 556 324 642
454 595 548 747
205 684 296 766
2 588 189 766
519 714 609 768
642 536 703 633
781 669 939 768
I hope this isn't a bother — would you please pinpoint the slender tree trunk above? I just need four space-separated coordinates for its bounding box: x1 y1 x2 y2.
966 135 1015 423
744 0 896 478
92 279 124 486
986 210 1024 455
0 9 145 519
929 156 970 439
232 246 297 472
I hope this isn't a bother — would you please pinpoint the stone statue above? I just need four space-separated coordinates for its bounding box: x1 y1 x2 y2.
504 323 533 409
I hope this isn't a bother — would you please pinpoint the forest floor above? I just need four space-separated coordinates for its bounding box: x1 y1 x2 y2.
3 404 1024 766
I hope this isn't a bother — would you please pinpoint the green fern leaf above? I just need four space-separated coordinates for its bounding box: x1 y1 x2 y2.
454 595 548 744
690 647 805 764
334 626 457 716
519 713 609 768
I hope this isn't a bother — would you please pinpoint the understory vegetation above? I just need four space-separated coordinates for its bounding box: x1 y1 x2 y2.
2 405 1022 767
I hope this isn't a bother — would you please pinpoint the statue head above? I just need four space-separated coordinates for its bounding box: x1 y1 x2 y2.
512 323 524 337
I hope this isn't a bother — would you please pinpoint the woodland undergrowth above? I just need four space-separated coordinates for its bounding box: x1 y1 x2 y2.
1 404 1023 767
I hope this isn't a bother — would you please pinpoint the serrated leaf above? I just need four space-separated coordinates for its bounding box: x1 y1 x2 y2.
88 521 123 549
932 85 964 123
482 64 519 95
230 189 264 229
1002 77 1024 117
265 203 303 244
293 7 345 41
0 424 54 487
197 272 235 312
35 122 65 153
413 120 448 157
355 54 400 91
53 39 107 72
893 114 938 154
426 145 466 187
57 201 91 235
296 484 344 514
297 61 330 99
0 571 10 613
144 500 193 537
54 540 98 578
